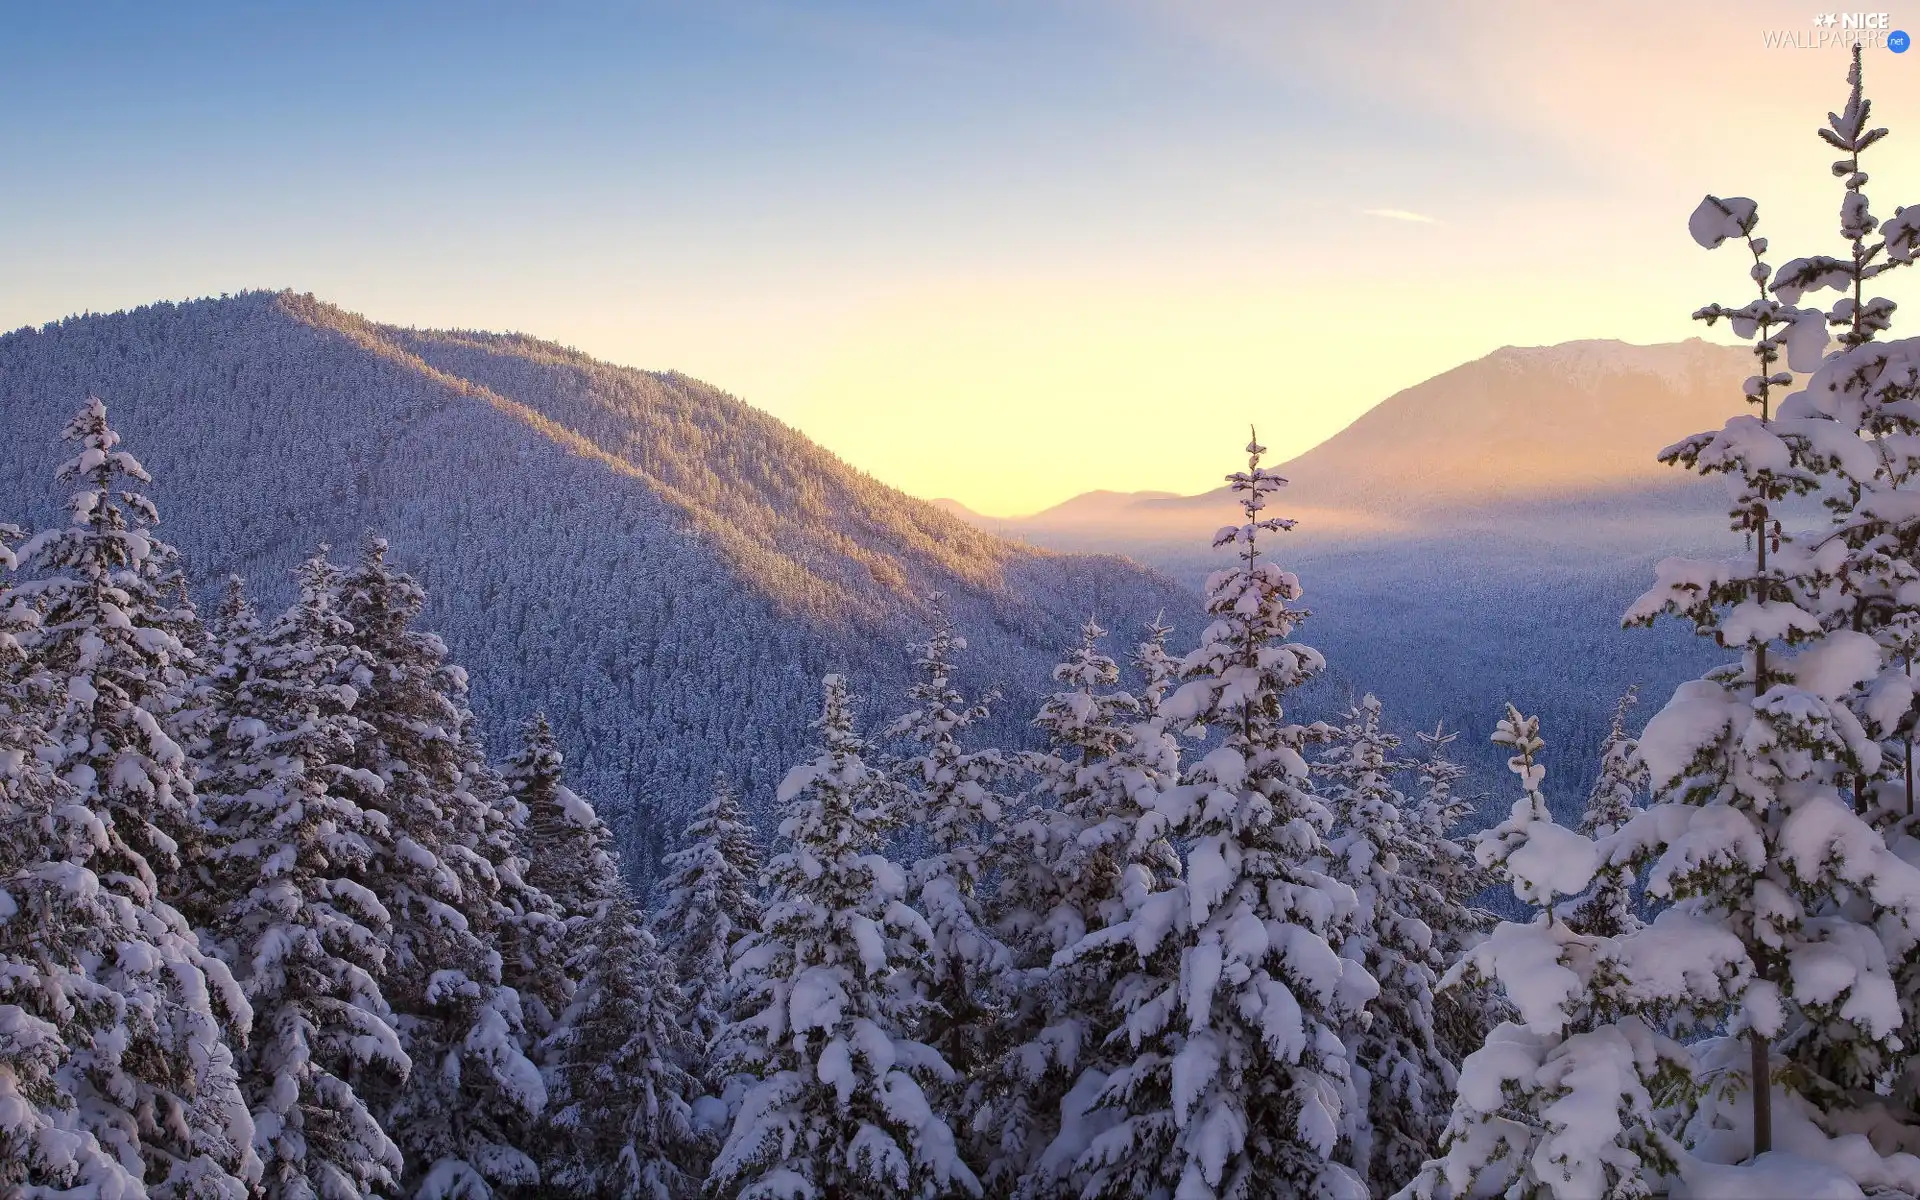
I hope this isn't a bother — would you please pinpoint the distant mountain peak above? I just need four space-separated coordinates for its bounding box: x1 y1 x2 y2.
950 336 1750 547
1481 337 1734 392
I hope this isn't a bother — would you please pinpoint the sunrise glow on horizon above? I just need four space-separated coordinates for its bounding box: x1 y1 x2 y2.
8 0 1920 516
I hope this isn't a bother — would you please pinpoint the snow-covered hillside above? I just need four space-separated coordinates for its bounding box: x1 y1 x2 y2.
0 291 1196 876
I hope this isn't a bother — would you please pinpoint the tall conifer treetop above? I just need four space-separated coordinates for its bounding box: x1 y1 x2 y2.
654 773 763 1069
21 396 203 901
332 536 548 1199
712 674 980 1200
9 399 259 1196
198 557 408 1199
0 518 146 1192
888 595 1010 1111
1625 45 1920 1169
1057 434 1376 1200
1321 693 1455 1196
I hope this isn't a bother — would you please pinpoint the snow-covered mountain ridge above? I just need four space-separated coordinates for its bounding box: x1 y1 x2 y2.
0 290 1195 874
969 337 1749 545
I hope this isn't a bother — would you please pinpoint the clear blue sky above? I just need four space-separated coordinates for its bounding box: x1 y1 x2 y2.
4 1 1915 512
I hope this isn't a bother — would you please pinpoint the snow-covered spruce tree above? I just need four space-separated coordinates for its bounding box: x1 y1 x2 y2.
973 616 1181 1193
491 714 590 1051
1109 613 1186 903
19 397 211 911
993 615 1184 979
653 774 763 1078
453 709 570 1066
197 556 408 1198
710 674 980 1200
507 713 651 1186
543 891 702 1199
1320 694 1453 1196
200 575 260 713
1567 686 1647 940
183 576 263 929
511 713 623 933
1400 707 1710 1200
1624 51 1920 1164
1057 434 1376 1200
1738 48 1920 1139
1407 722 1500 1075
1762 48 1920 833
332 537 546 1198
991 616 1136 962
884 596 1011 1137
13 398 259 1195
161 571 219 791
0 519 150 1192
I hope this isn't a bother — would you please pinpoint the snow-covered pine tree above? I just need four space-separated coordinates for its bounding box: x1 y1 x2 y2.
0 519 146 1193
1408 722 1500 1074
1400 706 1705 1200
511 713 623 935
504 713 641 1187
1739 48 1920 1144
197 556 408 1198
653 774 763 1076
1762 48 1920 832
991 614 1185 981
1407 724 1486 954
1624 47 1920 1166
182 576 263 931
13 398 259 1196
203 577 260 704
20 397 209 911
483 717 575 1054
1320 693 1453 1196
332 537 546 1199
1132 613 1180 719
1058 434 1376 1200
973 616 1172 1193
710 674 980 1200
543 892 702 1199
884 597 1010 1135
163 570 219 786
1112 614 1185 900
992 617 1135 962
1568 686 1647 940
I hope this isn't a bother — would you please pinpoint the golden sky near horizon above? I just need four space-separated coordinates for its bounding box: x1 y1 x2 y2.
550 3 1920 515
9 1 1920 516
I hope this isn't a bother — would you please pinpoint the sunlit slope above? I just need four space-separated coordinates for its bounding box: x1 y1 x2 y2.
280 295 1038 617
1266 339 1748 515
975 339 1751 549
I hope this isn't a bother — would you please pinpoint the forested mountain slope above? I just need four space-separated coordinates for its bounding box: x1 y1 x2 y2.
0 291 1194 874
